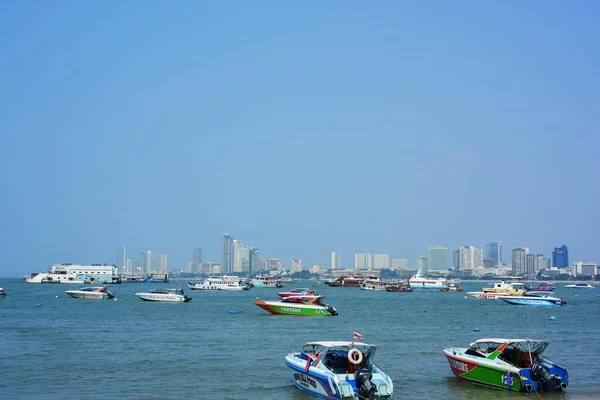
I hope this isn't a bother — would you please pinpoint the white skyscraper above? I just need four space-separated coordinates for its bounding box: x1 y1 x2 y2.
354 253 372 270
331 252 341 269
453 246 483 270
417 256 429 273
374 254 390 269
232 240 249 273
291 259 302 273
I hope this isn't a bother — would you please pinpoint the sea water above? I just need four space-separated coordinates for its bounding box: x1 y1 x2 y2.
1 279 598 400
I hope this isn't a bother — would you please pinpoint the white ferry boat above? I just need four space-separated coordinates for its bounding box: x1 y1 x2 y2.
187 276 249 291
25 264 118 284
408 271 446 289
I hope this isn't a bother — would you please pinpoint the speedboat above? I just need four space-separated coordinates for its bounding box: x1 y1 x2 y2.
65 286 115 299
278 288 317 298
0 288 6 297
187 276 250 291
254 296 338 316
285 341 393 399
564 282 595 289
500 291 566 306
135 288 192 302
443 338 568 392
408 271 446 289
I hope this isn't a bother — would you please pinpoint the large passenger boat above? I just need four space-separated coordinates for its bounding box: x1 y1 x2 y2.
187 276 249 291
25 264 118 284
327 276 365 287
408 271 446 289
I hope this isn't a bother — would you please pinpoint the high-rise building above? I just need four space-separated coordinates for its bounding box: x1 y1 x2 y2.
291 259 302 273
141 250 163 274
232 239 249 273
331 252 341 269
374 254 390 269
116 246 127 275
417 256 429 273
193 245 202 272
453 246 483 270
126 258 139 276
267 259 282 270
354 253 372 270
511 248 529 276
484 241 503 268
552 245 569 268
391 258 408 269
221 233 233 274
249 247 260 272
160 254 168 272
428 246 448 271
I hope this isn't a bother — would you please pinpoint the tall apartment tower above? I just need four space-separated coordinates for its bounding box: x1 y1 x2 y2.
428 246 448 271
552 245 569 268
249 247 260 272
193 245 202 272
116 246 127 275
485 241 503 268
331 252 341 269
221 233 233 274
453 246 483 270
374 254 390 269
511 248 529 276
354 253 372 270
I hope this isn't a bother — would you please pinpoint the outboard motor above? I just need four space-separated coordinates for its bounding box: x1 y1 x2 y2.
325 304 338 316
531 361 563 391
355 368 376 400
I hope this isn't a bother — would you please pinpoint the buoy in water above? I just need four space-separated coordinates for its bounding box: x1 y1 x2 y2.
473 328 481 332
549 316 556 321
36 304 42 307
228 309 235 314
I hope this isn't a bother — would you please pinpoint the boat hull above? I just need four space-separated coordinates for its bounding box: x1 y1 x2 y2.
135 293 191 302
501 297 564 306
65 291 113 299
254 301 336 316
443 350 523 392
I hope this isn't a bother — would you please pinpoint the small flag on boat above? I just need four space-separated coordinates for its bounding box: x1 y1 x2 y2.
353 331 364 341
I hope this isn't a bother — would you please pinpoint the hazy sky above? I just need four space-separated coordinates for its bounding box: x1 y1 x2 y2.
1 1 598 277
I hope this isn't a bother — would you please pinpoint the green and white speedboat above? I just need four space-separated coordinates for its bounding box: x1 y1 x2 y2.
443 338 568 392
254 296 338 316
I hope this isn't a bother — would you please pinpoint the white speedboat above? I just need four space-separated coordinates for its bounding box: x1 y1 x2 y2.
564 283 595 289
135 288 192 302
187 276 249 291
0 288 6 297
500 291 566 306
408 271 446 289
65 286 115 299
285 341 393 399
25 263 118 284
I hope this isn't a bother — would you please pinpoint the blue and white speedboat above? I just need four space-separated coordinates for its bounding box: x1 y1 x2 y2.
285 341 393 399
501 291 566 306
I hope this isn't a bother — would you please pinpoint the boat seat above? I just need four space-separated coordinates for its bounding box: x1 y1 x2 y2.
332 356 349 374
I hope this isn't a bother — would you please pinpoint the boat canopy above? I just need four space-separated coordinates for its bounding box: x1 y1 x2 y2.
470 338 549 355
302 341 376 353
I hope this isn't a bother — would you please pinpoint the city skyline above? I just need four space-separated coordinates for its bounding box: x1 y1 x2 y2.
2 2 599 277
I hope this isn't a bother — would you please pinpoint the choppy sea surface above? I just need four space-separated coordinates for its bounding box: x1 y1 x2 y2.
1 279 599 400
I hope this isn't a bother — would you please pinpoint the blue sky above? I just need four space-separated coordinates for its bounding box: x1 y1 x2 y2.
1 1 599 276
